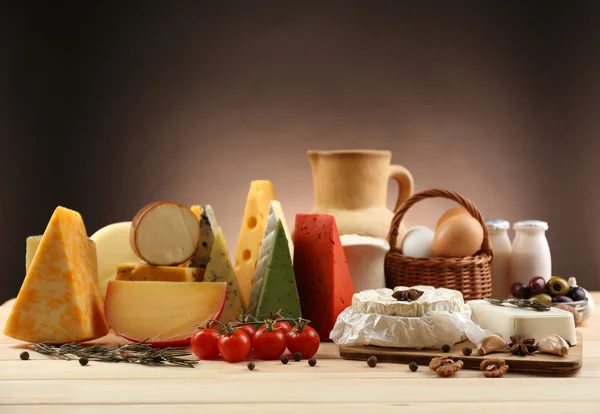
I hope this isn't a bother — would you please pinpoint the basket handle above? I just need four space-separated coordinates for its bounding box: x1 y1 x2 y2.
387 188 492 255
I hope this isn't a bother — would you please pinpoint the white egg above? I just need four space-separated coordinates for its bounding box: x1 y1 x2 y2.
401 226 435 258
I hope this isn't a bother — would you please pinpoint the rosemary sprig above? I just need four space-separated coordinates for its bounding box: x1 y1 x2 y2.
484 298 551 312
29 339 198 368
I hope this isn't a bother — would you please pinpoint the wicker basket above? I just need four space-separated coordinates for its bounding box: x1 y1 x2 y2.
384 189 493 300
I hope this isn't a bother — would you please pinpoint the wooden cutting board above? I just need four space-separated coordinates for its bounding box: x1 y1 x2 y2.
339 332 582 373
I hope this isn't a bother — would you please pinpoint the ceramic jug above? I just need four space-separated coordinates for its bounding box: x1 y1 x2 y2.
307 150 414 245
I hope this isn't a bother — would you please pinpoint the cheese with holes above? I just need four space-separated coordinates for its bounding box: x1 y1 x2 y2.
468 299 577 345
248 207 301 319
352 286 465 317
189 205 220 268
91 222 142 299
5 207 109 343
293 214 354 340
234 180 276 308
26 235 97 281
205 227 245 322
116 263 204 282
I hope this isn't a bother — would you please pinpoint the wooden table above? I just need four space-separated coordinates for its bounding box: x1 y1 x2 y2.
1 295 599 414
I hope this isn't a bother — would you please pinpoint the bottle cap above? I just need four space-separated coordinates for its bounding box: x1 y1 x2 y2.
485 220 510 231
513 220 549 231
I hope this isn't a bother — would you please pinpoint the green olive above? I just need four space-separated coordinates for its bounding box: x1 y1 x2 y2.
532 293 553 305
547 276 570 296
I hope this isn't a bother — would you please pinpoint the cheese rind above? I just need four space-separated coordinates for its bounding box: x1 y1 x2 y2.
116 263 204 282
204 227 245 323
91 222 143 299
352 286 465 317
251 219 301 319
293 214 354 340
130 201 200 266
234 181 277 309
5 207 109 344
467 300 577 345
189 205 220 268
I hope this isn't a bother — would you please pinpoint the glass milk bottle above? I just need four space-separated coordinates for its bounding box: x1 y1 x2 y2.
510 220 551 286
485 220 512 299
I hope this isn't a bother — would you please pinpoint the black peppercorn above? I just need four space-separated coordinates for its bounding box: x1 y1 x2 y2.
79 357 89 366
293 352 302 362
409 362 418 372
247 362 255 371
280 356 289 365
462 346 473 356
367 356 378 367
19 351 29 360
308 358 317 367
442 344 451 353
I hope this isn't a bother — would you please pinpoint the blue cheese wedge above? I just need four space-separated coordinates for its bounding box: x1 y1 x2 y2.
468 299 577 345
352 286 465 317
189 205 219 268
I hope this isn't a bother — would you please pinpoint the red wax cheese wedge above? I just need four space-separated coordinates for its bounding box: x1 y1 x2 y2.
293 214 354 341
130 202 200 266
104 280 227 346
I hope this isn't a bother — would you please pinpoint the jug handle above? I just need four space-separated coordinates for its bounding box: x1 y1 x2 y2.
389 165 414 213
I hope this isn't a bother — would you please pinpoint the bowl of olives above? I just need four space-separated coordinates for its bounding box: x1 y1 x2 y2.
510 276 591 320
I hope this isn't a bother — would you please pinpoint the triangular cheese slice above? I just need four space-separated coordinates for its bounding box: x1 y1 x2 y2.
234 180 276 309
189 205 220 268
293 214 354 341
5 207 109 343
267 200 293 262
205 227 245 323
250 220 301 319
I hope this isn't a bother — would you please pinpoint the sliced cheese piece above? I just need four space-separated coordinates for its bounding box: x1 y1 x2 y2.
104 280 227 345
130 201 200 266
468 299 577 345
26 235 98 283
293 214 354 341
190 205 202 220
116 263 204 282
269 200 293 261
91 222 142 299
5 206 109 344
189 204 220 268
204 227 245 323
249 218 301 319
234 180 276 308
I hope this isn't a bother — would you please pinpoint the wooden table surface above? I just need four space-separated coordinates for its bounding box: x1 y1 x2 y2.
1 294 599 414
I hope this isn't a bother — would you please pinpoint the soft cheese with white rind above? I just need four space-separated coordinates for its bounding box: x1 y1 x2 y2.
341 235 389 292
468 299 577 345
91 222 142 298
189 205 220 268
248 201 295 314
130 202 200 266
104 280 227 346
352 286 465 317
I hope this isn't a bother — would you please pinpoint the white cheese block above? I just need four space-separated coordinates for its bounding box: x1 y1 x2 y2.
352 286 465 317
341 235 389 292
467 300 577 345
248 201 292 315
91 222 143 299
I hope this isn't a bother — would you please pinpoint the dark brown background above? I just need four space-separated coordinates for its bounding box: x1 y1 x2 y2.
2 1 599 303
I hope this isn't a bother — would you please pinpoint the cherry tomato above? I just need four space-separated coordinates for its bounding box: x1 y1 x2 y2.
258 320 292 336
218 329 251 363
286 325 320 359
233 324 257 340
191 328 220 360
253 327 287 360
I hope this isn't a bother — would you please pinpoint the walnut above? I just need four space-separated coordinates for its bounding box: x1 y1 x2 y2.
555 304 583 327
480 358 509 378
428 356 463 377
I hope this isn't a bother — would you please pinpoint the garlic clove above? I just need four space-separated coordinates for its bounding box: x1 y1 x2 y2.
537 334 569 357
477 334 509 355
567 277 578 288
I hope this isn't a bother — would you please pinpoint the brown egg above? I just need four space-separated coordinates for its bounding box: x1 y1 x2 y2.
432 214 484 257
436 207 471 230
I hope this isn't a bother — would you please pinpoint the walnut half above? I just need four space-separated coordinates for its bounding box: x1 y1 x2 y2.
429 357 463 377
480 358 509 378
